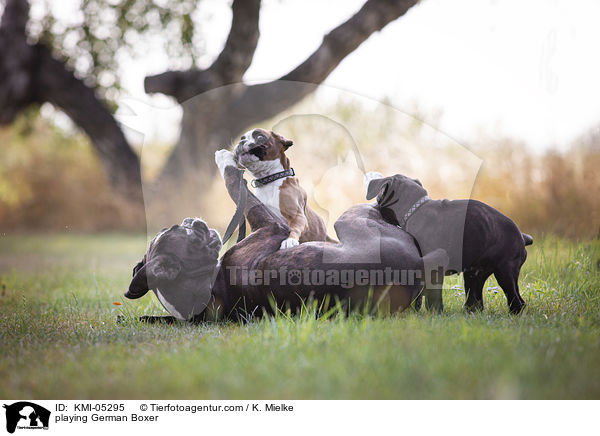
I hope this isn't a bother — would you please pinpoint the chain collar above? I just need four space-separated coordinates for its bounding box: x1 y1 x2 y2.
398 195 430 230
251 168 295 187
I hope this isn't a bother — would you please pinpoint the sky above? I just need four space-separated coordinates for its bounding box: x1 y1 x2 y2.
36 0 600 151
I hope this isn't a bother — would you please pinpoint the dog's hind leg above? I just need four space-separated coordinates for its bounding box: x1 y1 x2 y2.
424 287 443 313
422 248 449 313
421 269 444 313
413 293 423 311
463 270 491 312
494 262 526 314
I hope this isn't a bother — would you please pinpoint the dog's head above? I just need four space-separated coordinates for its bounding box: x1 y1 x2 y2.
233 128 293 174
125 217 222 320
366 174 428 226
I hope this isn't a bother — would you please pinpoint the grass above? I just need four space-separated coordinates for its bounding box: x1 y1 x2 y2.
0 232 599 399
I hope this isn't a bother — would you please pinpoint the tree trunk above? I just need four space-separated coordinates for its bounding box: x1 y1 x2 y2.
0 0 143 204
35 45 143 202
147 0 420 200
154 84 247 189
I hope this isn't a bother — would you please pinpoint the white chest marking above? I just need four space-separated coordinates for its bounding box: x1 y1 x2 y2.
155 289 185 320
246 159 288 220
255 179 285 220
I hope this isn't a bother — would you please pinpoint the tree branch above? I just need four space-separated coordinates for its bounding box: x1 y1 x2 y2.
226 0 420 129
0 0 29 35
210 0 260 82
0 0 34 123
144 0 261 102
144 68 214 103
282 0 418 83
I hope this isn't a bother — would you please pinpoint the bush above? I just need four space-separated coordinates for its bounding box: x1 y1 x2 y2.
0 115 142 231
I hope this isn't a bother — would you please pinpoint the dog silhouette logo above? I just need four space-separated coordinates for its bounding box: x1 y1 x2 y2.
3 402 50 433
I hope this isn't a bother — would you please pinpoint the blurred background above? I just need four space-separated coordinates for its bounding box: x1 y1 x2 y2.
1 0 599 239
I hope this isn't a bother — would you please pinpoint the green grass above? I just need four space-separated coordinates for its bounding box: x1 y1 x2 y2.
0 232 599 399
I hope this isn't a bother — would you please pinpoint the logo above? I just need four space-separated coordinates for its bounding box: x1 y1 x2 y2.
3 402 50 434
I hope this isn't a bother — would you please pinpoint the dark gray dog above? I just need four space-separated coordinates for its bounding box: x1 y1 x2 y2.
366 174 533 314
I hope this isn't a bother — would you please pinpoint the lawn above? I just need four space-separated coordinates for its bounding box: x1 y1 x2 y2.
0 232 598 399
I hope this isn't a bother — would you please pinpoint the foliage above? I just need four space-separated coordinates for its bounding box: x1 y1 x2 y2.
28 0 205 102
471 140 600 239
0 114 143 231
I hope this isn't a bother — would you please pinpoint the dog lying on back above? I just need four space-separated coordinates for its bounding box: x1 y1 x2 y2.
366 173 533 314
216 128 332 249
125 217 222 321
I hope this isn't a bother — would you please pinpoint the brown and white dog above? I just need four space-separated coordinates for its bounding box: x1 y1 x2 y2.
216 128 331 249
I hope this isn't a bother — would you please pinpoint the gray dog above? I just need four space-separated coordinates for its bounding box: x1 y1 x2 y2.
366 174 533 314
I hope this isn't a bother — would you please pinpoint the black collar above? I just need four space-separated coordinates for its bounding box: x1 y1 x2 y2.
398 195 430 230
251 168 295 187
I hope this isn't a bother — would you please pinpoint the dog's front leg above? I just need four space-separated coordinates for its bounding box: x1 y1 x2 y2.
280 211 307 249
278 188 308 249
215 149 237 178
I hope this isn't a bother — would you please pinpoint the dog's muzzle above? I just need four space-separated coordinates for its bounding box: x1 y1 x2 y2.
235 141 265 163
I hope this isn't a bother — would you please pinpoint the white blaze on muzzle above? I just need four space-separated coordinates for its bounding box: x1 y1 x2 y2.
154 285 212 321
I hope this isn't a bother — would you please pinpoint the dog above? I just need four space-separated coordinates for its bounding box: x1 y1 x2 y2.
366 173 533 314
125 217 222 321
125 163 449 322
228 128 332 249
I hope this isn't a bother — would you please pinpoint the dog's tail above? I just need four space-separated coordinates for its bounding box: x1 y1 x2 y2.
522 233 534 246
422 248 450 271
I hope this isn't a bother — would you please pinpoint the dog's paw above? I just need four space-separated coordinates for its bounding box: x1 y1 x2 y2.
280 237 299 250
364 171 384 186
215 149 236 177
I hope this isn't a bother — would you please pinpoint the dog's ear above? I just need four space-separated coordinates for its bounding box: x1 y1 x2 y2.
132 256 145 277
125 255 183 300
366 177 390 201
271 131 293 150
125 263 150 299
412 178 423 187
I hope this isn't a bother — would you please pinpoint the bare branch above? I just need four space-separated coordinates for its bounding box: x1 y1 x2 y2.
283 0 419 83
210 0 260 82
0 0 34 123
227 0 420 130
0 0 29 35
144 69 214 103
144 0 261 102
